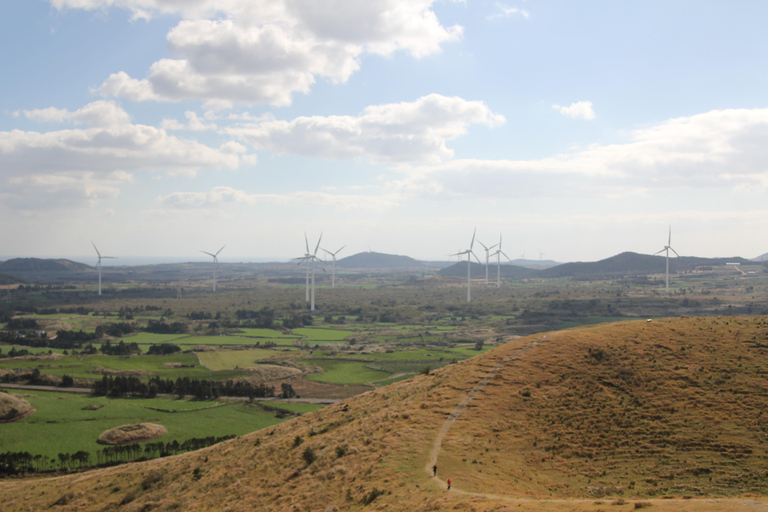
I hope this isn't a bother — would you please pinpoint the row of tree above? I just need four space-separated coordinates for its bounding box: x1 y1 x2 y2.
92 375 275 400
0 435 235 475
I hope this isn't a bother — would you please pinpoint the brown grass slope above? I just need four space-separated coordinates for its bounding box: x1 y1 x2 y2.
3 317 768 512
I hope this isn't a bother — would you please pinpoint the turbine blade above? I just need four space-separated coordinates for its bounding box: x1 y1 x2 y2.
314 233 323 256
670 247 680 257
91 241 101 258
472 251 482 264
654 248 665 255
336 245 346 255
470 228 476 251
216 244 226 256
201 251 215 257
304 233 310 254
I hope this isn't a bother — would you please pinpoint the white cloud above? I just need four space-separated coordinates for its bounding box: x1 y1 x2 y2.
225 94 505 163
161 111 218 131
487 3 530 20
0 101 242 210
553 101 596 120
53 0 463 105
22 100 132 127
388 107 768 198
1 172 124 210
156 185 398 211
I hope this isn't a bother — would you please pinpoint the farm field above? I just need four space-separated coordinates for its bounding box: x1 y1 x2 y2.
300 359 390 384
197 348 288 371
0 390 289 461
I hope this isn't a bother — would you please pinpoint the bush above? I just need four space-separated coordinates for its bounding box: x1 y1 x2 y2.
302 447 316 465
361 487 385 505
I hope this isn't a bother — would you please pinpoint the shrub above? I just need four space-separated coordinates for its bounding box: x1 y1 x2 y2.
361 487 385 505
302 447 316 465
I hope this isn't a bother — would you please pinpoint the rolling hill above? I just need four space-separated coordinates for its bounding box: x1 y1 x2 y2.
0 258 91 273
438 261 537 278
337 251 427 269
2 317 768 511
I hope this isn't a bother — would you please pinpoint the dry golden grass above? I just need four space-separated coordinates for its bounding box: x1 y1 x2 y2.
2 317 768 511
0 391 35 422
97 423 168 445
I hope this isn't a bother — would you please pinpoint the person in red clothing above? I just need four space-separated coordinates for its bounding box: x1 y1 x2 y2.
447 477 451 490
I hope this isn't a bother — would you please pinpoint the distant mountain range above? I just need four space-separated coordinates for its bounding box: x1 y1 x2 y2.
438 251 759 279
0 251 763 281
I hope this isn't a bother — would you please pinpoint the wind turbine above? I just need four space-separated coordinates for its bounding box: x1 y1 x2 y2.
200 245 226 292
477 239 498 285
322 245 346 288
91 242 116 296
452 229 482 302
492 234 511 288
654 226 679 294
296 233 324 311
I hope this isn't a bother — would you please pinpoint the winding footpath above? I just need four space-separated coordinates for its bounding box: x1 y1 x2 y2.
424 334 768 511
425 334 547 485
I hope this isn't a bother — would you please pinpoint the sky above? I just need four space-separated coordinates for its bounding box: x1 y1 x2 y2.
2 0 768 265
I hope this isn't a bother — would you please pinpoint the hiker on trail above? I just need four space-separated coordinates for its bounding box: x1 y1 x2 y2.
432 465 437 476
446 477 451 490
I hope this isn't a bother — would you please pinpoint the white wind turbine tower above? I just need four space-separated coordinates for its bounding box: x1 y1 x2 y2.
296 233 324 311
200 245 226 292
452 229 482 303
492 234 511 288
654 226 679 295
91 242 116 296
322 245 346 288
477 238 498 285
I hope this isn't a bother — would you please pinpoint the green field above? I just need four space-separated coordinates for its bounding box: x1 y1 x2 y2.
238 328 299 338
0 352 246 381
0 391 289 460
293 327 352 342
197 348 287 371
301 359 389 384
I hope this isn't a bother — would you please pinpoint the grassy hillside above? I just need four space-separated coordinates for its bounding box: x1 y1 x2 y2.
2 317 768 511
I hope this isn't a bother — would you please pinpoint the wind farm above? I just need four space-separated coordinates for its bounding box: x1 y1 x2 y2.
200 245 226 292
296 233 324 311
91 242 115 296
655 226 680 295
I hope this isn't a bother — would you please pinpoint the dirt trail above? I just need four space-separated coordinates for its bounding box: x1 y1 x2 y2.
425 334 548 486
